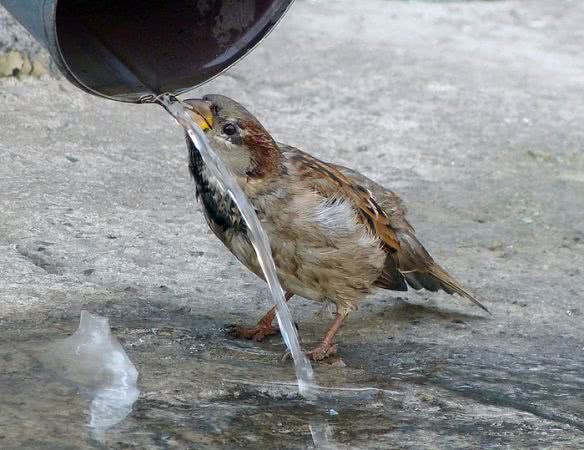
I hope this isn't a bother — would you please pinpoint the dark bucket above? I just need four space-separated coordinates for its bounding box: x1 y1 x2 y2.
0 0 294 102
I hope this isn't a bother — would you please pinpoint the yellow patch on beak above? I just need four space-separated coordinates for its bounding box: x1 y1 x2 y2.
184 99 214 131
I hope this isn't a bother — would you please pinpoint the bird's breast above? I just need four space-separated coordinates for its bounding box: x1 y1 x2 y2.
188 141 246 235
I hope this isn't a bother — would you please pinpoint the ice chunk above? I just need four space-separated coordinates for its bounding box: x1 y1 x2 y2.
44 311 139 435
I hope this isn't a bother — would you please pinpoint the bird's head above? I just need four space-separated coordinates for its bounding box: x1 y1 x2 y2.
184 94 281 179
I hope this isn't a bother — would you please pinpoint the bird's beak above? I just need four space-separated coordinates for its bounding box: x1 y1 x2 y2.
183 98 214 131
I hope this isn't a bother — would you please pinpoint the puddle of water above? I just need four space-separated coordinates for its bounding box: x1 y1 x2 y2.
2 308 584 448
0 311 383 449
344 341 584 433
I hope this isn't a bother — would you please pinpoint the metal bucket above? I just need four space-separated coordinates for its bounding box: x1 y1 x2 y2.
0 0 294 102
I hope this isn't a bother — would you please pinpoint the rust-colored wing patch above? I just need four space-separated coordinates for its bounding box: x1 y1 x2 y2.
289 151 400 252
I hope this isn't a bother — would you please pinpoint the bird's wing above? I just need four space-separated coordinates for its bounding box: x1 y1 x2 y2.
280 144 489 313
335 164 490 312
282 145 401 252
329 163 414 234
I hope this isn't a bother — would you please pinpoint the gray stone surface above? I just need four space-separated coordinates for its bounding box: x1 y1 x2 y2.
1 0 583 449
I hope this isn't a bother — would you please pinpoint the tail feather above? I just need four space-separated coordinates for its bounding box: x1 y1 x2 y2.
405 264 490 315
387 231 490 314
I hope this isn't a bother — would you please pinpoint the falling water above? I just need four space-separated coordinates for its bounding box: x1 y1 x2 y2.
157 94 315 395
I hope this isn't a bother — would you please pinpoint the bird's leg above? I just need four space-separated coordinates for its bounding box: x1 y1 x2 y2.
229 292 294 342
305 310 348 361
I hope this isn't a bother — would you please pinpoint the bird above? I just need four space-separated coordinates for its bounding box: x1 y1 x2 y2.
182 94 489 361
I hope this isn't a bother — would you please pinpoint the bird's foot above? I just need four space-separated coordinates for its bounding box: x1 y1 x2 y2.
305 342 338 361
226 323 279 342
283 342 338 362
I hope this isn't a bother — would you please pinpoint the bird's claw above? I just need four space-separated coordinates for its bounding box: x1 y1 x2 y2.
282 343 338 362
306 343 338 361
225 323 279 342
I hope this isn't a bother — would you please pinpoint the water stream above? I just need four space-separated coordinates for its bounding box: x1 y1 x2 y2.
156 94 315 396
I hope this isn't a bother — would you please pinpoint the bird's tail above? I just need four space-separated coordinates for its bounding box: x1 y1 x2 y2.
403 264 490 315
396 231 490 314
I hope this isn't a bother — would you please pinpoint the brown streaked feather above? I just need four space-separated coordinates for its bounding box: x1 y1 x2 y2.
282 146 489 313
286 149 401 252
331 163 414 234
331 162 489 313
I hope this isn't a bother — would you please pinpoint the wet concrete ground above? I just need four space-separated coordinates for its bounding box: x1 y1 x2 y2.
1 0 584 448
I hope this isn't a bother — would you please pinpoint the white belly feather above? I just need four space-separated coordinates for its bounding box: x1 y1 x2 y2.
227 193 386 310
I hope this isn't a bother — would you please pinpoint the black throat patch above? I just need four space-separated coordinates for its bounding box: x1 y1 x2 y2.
186 133 247 234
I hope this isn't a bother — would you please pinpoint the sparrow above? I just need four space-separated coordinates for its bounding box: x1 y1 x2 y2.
182 94 489 361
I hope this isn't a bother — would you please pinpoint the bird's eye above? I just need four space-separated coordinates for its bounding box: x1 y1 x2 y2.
223 123 237 136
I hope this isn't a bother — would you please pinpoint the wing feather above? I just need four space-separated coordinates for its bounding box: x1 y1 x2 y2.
279 143 489 313
284 147 401 252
